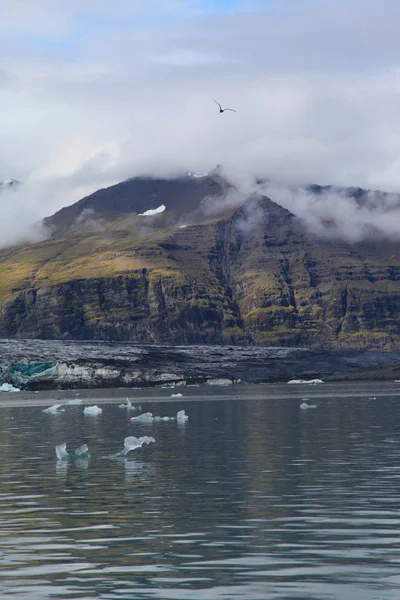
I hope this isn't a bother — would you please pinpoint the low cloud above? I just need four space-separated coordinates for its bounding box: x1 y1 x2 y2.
265 184 400 243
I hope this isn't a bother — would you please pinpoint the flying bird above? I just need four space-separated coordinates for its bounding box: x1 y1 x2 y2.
213 99 236 114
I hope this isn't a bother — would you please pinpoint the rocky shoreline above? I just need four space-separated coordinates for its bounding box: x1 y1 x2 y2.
1 339 400 390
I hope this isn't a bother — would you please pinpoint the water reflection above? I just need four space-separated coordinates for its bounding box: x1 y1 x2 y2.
1 383 400 598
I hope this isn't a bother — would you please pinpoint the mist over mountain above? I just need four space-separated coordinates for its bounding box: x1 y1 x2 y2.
0 170 400 350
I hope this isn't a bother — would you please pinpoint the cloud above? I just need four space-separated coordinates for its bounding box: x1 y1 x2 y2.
264 183 400 243
2 0 400 246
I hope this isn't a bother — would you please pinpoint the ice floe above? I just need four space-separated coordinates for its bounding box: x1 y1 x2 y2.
177 409 189 423
43 403 65 414
131 410 188 423
288 379 324 384
55 442 89 460
117 436 156 456
83 405 103 416
130 411 154 422
138 204 166 216
300 402 317 409
118 398 137 410
206 378 233 386
171 393 183 398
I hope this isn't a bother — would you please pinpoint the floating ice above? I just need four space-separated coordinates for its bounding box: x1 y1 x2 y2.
83 405 103 416
43 403 65 414
0 383 21 392
55 442 69 460
118 398 137 410
177 410 188 423
206 378 233 386
288 379 324 385
55 442 90 460
65 398 82 405
300 402 317 409
154 416 175 421
171 393 183 398
130 412 154 422
138 204 166 216
74 443 89 457
121 436 156 455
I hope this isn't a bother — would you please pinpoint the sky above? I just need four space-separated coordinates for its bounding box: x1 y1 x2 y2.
2 0 400 242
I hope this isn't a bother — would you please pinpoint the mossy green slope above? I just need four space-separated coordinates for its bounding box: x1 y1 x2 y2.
1 195 400 348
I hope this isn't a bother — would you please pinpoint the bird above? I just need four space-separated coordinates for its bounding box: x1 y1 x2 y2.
213 99 236 114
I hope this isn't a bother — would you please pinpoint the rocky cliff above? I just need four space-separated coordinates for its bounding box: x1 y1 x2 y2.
1 173 400 349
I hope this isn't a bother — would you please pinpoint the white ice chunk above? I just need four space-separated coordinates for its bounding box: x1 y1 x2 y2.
83 405 103 416
43 403 65 414
118 398 135 410
154 415 175 421
122 435 156 454
74 443 89 456
130 412 154 422
177 409 188 423
206 378 233 386
138 204 166 216
300 402 317 409
171 393 183 398
288 379 324 384
65 398 82 405
55 442 69 460
0 383 21 392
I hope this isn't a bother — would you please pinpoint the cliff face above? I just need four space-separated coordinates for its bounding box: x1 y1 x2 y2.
1 174 400 349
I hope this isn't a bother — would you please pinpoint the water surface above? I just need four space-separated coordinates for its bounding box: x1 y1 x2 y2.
1 382 400 599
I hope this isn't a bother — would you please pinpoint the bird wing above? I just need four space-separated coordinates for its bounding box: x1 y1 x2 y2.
224 108 237 112
213 98 222 109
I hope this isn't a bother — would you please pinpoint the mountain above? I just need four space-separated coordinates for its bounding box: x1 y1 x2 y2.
0 179 21 190
0 172 400 349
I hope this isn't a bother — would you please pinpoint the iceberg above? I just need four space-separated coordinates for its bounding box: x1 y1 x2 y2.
55 442 69 460
206 378 233 386
43 403 65 414
83 405 103 416
300 402 317 409
118 398 136 410
74 443 89 457
138 204 166 216
288 379 324 385
177 409 188 423
120 436 156 455
55 442 90 460
0 382 21 392
171 393 183 398
130 411 154 422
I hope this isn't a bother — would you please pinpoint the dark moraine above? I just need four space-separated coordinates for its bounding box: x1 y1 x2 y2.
1 339 400 390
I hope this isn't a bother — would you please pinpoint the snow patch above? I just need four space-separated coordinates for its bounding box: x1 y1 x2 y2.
138 204 166 216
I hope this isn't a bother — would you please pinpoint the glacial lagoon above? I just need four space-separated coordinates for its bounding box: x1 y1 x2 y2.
2 382 400 599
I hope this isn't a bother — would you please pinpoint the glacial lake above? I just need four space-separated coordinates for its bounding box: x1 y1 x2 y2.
2 382 400 599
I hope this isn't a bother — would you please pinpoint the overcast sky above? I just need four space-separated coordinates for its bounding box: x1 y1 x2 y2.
2 0 400 221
